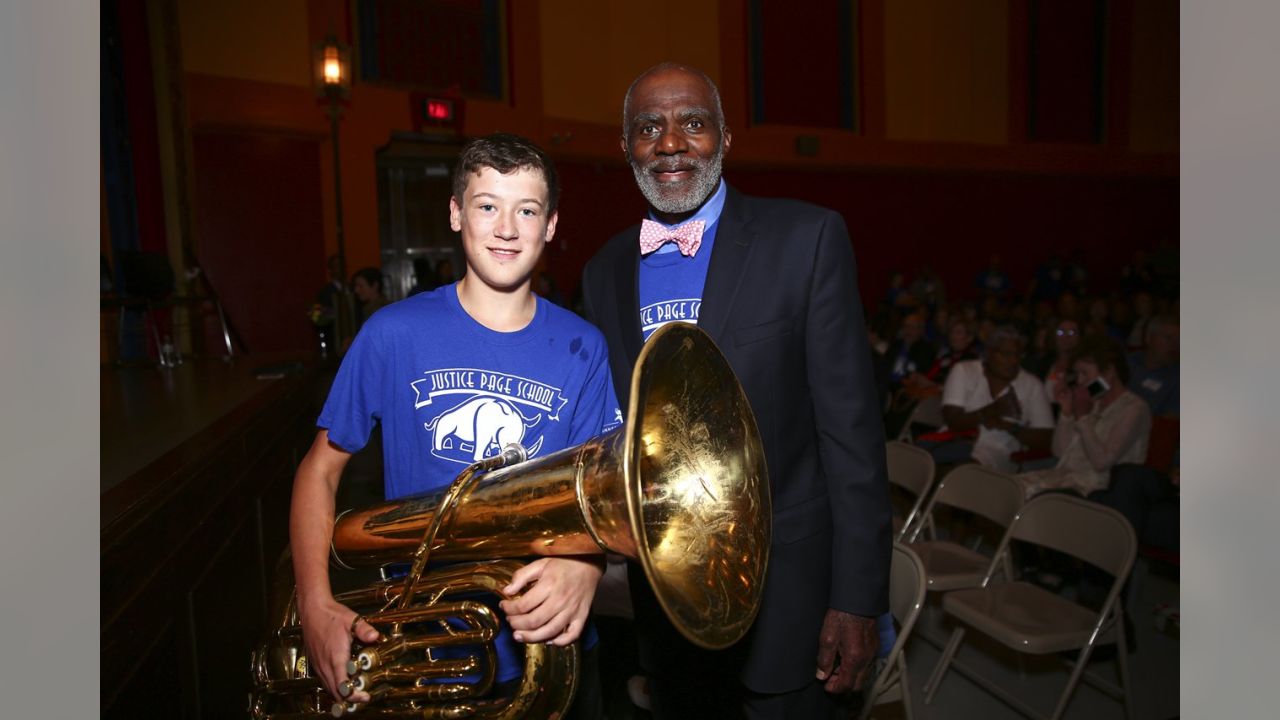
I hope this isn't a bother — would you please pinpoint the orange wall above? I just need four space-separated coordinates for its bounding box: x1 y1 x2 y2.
883 0 1010 145
539 0 720 126
173 0 1177 283
179 0 311 87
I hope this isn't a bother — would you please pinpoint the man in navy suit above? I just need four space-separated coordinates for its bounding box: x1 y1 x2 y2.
581 63 892 719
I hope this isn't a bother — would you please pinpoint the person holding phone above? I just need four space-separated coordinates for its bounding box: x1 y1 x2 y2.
1017 336 1152 499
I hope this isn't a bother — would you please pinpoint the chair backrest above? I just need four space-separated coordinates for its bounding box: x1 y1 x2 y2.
1006 493 1137 579
886 441 936 540
886 441 934 496
889 543 928 627
910 464 1023 542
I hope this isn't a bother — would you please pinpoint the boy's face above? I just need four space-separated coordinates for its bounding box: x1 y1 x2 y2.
449 166 557 294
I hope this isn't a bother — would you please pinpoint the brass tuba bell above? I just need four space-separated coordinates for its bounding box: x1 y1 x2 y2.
250 323 771 718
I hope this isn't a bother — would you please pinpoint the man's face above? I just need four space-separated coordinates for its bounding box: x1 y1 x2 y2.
1054 320 1080 353
1147 325 1179 365
621 68 731 219
449 166 557 294
352 275 376 302
984 339 1022 383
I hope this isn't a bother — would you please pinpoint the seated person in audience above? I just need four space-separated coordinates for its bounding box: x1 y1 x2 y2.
920 317 978 385
1126 291 1155 350
1128 314 1179 416
1033 318 1082 402
1017 337 1152 498
909 265 946 315
974 253 1010 301
885 311 937 391
1090 455 1179 552
1083 296 1124 342
927 325 1054 471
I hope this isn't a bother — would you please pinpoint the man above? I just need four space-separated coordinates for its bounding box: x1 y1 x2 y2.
291 134 619 717
1127 314 1179 416
885 312 938 390
935 326 1054 472
581 63 891 719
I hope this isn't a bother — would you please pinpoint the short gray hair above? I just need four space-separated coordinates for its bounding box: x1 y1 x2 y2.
984 325 1026 355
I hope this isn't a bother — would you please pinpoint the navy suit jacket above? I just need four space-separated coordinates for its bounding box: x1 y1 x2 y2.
581 186 892 693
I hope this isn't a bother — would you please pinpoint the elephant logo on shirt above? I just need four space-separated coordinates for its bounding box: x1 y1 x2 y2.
424 396 542 463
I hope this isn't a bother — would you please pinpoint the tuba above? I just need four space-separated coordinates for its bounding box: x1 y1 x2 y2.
250 323 771 718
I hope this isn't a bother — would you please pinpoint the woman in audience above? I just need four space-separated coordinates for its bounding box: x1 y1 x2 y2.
1016 337 1152 498
1034 318 1082 402
922 317 979 385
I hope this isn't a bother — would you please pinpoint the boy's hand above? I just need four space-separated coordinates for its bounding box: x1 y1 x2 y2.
298 597 381 703
500 557 604 646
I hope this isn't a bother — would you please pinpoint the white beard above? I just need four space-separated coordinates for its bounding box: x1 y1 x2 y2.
630 141 725 216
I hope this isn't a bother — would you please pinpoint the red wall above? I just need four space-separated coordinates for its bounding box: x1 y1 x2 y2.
191 130 328 354
543 159 1177 310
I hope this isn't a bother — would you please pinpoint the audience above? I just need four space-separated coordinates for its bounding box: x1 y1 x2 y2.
1016 337 1152 498
872 256 1177 488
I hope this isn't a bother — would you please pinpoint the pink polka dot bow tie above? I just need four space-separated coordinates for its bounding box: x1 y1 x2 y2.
639 218 706 257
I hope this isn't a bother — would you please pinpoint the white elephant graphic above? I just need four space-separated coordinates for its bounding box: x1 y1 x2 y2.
424 397 541 462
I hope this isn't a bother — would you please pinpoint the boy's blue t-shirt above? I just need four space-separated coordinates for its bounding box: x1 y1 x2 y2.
318 282 622 682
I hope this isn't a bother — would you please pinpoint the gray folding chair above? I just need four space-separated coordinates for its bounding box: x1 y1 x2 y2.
907 464 1024 593
859 543 927 720
923 493 1137 720
885 441 936 542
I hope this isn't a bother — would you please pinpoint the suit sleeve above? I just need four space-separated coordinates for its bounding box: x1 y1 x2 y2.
803 211 892 617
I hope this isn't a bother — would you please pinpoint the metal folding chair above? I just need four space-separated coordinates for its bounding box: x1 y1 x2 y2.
859 543 928 720
886 441 936 542
923 493 1137 720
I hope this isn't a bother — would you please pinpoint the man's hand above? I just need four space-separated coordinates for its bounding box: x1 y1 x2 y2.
814 609 879 694
298 597 381 703
499 557 604 646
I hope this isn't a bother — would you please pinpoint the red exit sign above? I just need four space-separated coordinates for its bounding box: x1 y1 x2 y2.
423 98 454 122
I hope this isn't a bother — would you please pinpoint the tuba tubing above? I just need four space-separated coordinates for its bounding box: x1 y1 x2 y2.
330 323 771 651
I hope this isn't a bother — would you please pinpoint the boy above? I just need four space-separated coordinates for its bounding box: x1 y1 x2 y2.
290 133 620 715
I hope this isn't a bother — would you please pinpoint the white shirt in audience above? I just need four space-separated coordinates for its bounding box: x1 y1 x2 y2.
941 359 1055 472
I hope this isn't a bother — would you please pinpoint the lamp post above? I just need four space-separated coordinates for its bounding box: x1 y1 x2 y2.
314 35 355 350
315 35 351 283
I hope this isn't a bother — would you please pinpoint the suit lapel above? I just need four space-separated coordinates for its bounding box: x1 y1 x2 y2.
611 230 644 363
697 187 755 346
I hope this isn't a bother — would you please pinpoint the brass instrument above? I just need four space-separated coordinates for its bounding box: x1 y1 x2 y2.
250 323 770 718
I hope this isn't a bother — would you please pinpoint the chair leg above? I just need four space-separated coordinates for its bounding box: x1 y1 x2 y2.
1116 625 1134 720
924 626 965 704
1050 642 1096 720
898 654 915 720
